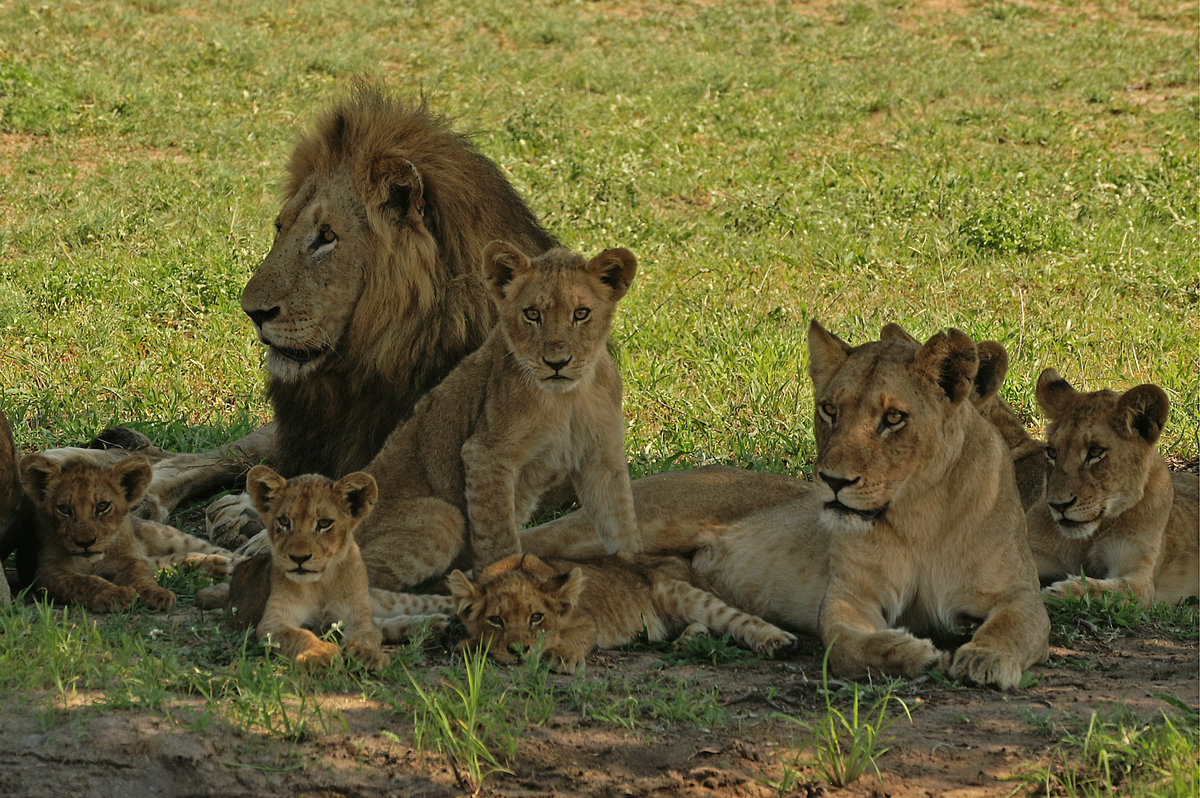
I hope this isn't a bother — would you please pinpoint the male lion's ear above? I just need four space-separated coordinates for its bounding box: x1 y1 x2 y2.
913 328 978 406
335 471 378 522
545 567 585 613
246 464 287 519
371 156 425 228
971 341 1010 406
446 569 482 617
111 456 153 506
807 319 853 395
1116 383 1170 445
586 248 637 302
19 454 61 504
1035 368 1076 420
482 240 531 302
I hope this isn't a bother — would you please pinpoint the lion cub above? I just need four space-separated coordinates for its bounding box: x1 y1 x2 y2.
246 464 390 670
1028 370 1199 605
447 552 796 673
354 242 643 591
19 451 235 612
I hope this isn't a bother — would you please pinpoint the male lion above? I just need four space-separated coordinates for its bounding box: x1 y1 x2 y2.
690 322 1049 690
1027 369 1199 605
18 451 236 612
448 552 796 673
122 83 559 535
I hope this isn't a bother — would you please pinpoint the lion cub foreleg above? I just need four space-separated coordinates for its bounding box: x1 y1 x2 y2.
461 444 523 568
257 590 342 669
37 562 139 612
370 588 456 643
651 579 796 656
572 450 643 555
358 496 467 591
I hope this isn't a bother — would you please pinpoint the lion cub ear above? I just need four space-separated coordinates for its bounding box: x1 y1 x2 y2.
543 567 585 614
1035 368 1076 420
246 464 287 519
335 471 378 523
971 341 1010 406
586 248 637 302
19 454 61 504
1116 383 1170 445
807 319 853 395
111 456 153 507
914 328 979 406
446 569 482 617
482 240 532 303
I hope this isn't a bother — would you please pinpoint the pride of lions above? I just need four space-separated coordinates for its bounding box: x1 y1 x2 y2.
0 85 1195 693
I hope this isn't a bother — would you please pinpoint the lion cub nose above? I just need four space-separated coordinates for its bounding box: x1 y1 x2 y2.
289 553 312 566
1049 497 1077 515
543 356 572 372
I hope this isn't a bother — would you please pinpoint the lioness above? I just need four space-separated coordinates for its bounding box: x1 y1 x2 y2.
1027 369 1199 605
691 322 1049 690
448 552 796 673
351 242 643 590
18 451 235 612
245 465 389 670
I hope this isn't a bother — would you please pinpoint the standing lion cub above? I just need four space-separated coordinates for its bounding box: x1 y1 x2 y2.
351 242 644 591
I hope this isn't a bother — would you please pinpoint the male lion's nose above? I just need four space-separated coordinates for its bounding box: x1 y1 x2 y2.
543 356 572 373
246 306 281 328
819 473 860 496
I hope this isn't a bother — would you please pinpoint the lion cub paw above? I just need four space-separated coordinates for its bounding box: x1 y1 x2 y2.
756 628 798 658
88 584 138 612
1042 577 1089 600
294 640 342 669
345 641 390 672
138 585 178 611
949 643 1023 691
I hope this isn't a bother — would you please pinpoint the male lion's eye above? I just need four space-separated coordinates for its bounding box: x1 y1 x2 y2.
1045 446 1057 464
487 615 505 628
818 401 837 422
316 518 333 531
1086 446 1106 464
311 225 337 250
273 217 282 235
56 503 74 518
523 308 541 323
573 308 590 322
95 501 112 517
529 612 544 626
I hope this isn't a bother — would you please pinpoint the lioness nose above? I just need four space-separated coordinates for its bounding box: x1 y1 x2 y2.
819 473 859 496
246 306 281 328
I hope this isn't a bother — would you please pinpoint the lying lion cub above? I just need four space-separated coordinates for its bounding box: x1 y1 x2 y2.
448 552 796 673
1028 369 1199 605
19 451 235 612
246 465 389 670
351 241 643 591
693 322 1050 690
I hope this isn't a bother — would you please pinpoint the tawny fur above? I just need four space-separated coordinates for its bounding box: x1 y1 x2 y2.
449 552 796 673
18 451 235 613
244 465 389 670
691 322 1049 690
1027 370 1199 605
350 243 643 590
0 410 23 606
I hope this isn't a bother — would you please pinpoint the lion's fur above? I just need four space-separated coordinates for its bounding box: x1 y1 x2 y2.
242 84 559 480
0 410 22 605
448 552 796 673
691 322 1049 690
353 243 643 590
244 465 389 670
18 451 235 612
1027 370 1199 605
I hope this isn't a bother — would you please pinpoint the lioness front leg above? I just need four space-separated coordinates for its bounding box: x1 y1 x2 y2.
820 597 947 679
950 588 1048 690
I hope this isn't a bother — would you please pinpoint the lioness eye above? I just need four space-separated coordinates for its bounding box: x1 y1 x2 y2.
573 308 590 322
95 501 112 517
883 409 906 427
316 518 333 531
1045 446 1057 464
523 308 541 323
56 503 74 518
320 227 337 244
1086 446 1106 463
530 612 544 626
487 615 505 628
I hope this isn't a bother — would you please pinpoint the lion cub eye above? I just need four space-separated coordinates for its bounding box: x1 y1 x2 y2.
522 308 541 324
276 516 292 532
573 307 590 322
94 501 112 517
1045 446 1058 465
1086 445 1106 464
487 615 505 628
316 518 333 531
56 503 74 518
529 612 544 627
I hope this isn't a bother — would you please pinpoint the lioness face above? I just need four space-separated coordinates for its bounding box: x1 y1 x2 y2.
19 453 151 560
242 174 375 382
808 322 979 534
448 555 584 664
1036 370 1169 540
246 466 378 584
484 243 636 394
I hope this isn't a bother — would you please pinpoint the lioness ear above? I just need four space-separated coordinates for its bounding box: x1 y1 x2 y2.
370 156 425 228
1116 383 1170 445
111 455 153 506
482 240 531 303
19 454 61 504
446 569 482 617
335 471 378 522
912 328 978 406
807 319 853 395
880 323 919 346
1035 368 1076 420
586 248 637 302
971 341 1010 406
545 567 585 613
246 464 287 518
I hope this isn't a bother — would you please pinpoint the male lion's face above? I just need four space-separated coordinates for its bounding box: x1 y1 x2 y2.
1036 370 1168 540
448 554 583 664
246 466 378 583
19 453 151 560
242 174 375 382
807 322 979 534
484 243 636 394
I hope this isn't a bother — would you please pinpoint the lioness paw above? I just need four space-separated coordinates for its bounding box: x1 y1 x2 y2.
1042 577 1089 600
950 643 1024 691
345 641 390 671
206 493 265 550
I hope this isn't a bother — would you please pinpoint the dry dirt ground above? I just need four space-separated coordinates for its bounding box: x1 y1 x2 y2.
1 608 1195 798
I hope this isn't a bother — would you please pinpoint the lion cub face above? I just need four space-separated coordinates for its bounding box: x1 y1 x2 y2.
483 242 636 394
447 554 584 664
1035 369 1169 540
246 465 378 583
807 322 981 534
20 453 152 559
